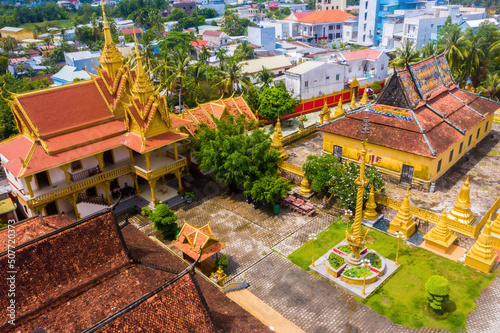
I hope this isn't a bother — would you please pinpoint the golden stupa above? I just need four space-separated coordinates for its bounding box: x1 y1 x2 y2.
491 212 500 251
334 97 344 118
319 100 331 124
465 216 497 273
362 185 378 220
388 187 416 239
447 176 476 226
423 208 457 254
359 84 369 105
270 117 287 160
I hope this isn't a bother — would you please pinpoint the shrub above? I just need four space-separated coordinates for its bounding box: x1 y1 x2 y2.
185 191 195 199
150 204 178 239
328 252 345 269
141 206 152 217
365 252 382 269
337 245 352 254
216 254 228 270
425 275 450 315
370 81 382 91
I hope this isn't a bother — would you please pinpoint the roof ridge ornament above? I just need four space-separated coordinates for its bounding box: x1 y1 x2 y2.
131 24 155 106
98 0 124 80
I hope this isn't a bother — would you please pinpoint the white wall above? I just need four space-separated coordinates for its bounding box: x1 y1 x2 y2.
112 146 130 163
357 0 377 45
286 63 345 100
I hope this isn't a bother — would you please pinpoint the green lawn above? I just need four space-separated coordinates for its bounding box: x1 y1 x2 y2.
288 219 497 332
20 20 74 31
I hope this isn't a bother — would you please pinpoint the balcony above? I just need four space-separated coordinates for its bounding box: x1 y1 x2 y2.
69 165 100 182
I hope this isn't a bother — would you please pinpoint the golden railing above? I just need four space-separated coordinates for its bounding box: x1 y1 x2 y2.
149 158 187 180
282 125 317 146
278 161 304 176
374 193 493 238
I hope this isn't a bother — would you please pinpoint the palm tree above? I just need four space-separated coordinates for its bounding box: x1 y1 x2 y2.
439 24 466 73
459 29 486 87
164 47 192 112
391 40 420 68
234 41 255 61
149 10 164 33
490 40 500 63
140 30 156 70
479 73 500 100
60 28 67 52
186 62 207 94
91 13 99 42
253 66 275 87
219 56 250 95
420 40 442 58
1 36 17 54
216 48 228 69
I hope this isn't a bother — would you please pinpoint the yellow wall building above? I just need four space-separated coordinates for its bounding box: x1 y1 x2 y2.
319 55 499 189
0 27 34 41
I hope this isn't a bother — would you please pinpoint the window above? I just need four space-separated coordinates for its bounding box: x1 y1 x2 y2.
333 145 343 161
348 66 352 73
431 24 434 28
336 74 340 80
305 81 308 87
437 159 442 173
449 150 454 162
459 142 463 154
71 160 82 171
337 24 341 29
485 121 489 132
329 25 333 30
363 35 366 42
476 128 481 139
326 6 328 9
365 1 368 9
326 76 330 80
364 23 367 31
468 135 472 146
364 13 367 20
381 64 384 70
346 31 350 37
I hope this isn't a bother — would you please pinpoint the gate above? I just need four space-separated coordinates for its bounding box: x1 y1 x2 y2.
400 164 414 184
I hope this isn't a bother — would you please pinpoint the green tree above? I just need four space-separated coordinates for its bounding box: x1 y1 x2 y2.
220 56 250 94
258 83 299 121
478 73 500 100
191 115 278 190
303 154 341 193
164 47 192 112
244 175 292 206
216 253 228 270
459 28 487 86
254 66 275 87
234 40 255 61
244 85 260 113
150 204 178 239
167 8 187 22
160 31 195 50
0 56 8 74
437 20 466 73
0 37 17 54
391 40 420 68
426 275 450 315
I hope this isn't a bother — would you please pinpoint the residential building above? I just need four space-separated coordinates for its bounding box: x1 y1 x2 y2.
236 6 267 24
240 55 294 83
0 27 34 41
52 65 91 85
280 3 308 12
64 50 101 75
319 54 499 189
285 10 355 43
330 49 389 87
121 27 142 37
202 30 229 47
342 17 358 43
173 0 196 15
459 18 499 33
248 26 276 52
316 0 346 12
260 20 292 40
285 61 345 100
197 0 225 15
0 12 193 221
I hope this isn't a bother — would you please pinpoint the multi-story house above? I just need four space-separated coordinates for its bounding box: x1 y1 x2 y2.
0 11 193 221
316 0 345 12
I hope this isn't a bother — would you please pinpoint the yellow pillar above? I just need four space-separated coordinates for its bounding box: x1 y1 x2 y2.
25 175 34 198
175 169 183 192
173 142 179 160
98 181 112 206
95 152 104 171
68 194 80 221
360 84 368 105
149 177 158 206
132 173 141 195
59 164 71 185
128 148 135 164
145 152 151 171
157 148 162 157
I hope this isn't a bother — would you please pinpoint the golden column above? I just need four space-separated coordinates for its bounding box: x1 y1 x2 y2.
59 164 71 185
447 175 476 226
345 117 371 266
350 91 356 109
149 177 158 206
465 216 496 274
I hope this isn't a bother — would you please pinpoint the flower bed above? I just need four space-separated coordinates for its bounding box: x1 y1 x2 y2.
343 266 373 278
337 245 352 254
365 252 382 269
328 252 345 270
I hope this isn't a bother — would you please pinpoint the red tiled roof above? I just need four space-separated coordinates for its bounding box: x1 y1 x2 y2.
0 135 33 177
341 49 383 62
124 131 188 154
15 79 115 137
285 11 313 21
201 102 225 120
190 39 210 47
295 10 353 23
121 28 142 35
173 223 225 262
0 214 73 252
203 30 223 37
0 212 129 323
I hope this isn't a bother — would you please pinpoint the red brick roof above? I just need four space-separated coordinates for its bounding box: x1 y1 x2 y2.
190 39 210 47
340 49 383 62
121 28 142 35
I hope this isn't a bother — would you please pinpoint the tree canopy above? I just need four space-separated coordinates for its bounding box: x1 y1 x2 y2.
258 83 299 120
244 176 292 206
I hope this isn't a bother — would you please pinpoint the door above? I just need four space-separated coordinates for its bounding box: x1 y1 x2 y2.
103 150 114 167
86 186 98 197
400 164 414 185
333 145 343 163
35 171 50 189
45 201 58 215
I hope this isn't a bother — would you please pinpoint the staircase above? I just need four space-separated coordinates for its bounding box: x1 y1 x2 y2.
77 193 107 206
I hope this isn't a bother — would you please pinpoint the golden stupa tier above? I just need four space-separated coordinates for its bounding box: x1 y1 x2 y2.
270 117 287 160
447 176 476 226
465 218 496 274
363 186 378 220
491 212 500 251
388 187 416 239
423 208 457 254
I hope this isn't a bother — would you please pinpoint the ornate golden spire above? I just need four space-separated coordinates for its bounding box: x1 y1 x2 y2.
334 97 344 118
319 100 330 125
448 175 476 226
350 90 356 109
270 117 287 160
360 83 369 105
98 0 124 79
132 25 155 105
465 216 496 273
388 186 416 238
491 212 500 236
424 207 456 248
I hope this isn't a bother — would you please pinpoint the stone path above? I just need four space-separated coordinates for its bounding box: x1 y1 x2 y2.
466 268 500 333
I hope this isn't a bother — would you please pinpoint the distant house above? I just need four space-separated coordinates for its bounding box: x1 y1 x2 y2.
334 49 389 86
285 61 344 100
459 18 499 33
121 27 142 37
52 65 91 85
172 0 196 15
284 10 354 42
64 51 101 75
202 30 229 48
240 55 294 84
0 27 34 41
248 26 276 52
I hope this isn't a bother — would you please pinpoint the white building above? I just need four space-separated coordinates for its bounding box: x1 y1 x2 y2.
202 30 229 47
197 0 225 15
236 6 267 24
342 17 358 44
285 61 344 100
240 55 294 83
248 26 276 52
259 20 291 40
459 18 499 33
316 0 346 12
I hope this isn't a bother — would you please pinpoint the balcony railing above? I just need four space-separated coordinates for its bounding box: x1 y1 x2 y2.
69 165 101 182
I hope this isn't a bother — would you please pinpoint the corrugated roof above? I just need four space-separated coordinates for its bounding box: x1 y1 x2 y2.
0 26 24 32
240 55 293 74
286 61 325 75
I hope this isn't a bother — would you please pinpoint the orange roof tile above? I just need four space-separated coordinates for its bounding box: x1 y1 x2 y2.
295 10 354 24
0 135 33 177
124 131 188 154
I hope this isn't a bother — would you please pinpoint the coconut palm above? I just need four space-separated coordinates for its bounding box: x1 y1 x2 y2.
253 66 275 87
216 48 228 69
439 24 466 73
391 40 420 68
164 47 192 112
234 41 255 61
1 36 17 54
478 73 500 100
186 62 207 94
219 56 250 95
459 28 486 87
420 40 442 58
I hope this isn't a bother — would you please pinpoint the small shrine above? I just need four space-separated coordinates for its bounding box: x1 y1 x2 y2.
465 217 496 274
388 187 416 239
423 208 457 254
174 222 226 275
447 176 476 226
319 101 332 125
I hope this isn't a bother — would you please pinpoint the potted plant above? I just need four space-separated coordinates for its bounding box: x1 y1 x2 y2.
185 191 195 203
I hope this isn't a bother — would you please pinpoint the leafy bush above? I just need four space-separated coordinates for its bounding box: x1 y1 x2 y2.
150 204 178 239
185 191 195 199
216 254 228 270
328 252 345 269
141 206 152 217
244 176 293 206
370 81 382 91
426 275 450 315
343 266 373 278
337 245 352 254
365 252 382 269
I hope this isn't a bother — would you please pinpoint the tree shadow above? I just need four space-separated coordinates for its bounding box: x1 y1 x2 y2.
444 300 457 313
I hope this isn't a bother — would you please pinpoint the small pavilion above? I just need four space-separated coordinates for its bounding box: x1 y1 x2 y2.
174 222 226 275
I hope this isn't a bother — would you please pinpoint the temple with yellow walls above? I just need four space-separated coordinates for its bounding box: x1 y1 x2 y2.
0 7 195 220
388 187 416 239
318 55 500 190
465 217 496 274
423 208 457 254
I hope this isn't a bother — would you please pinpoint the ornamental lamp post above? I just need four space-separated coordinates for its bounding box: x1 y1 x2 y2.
362 258 371 296
395 231 405 266
309 233 317 267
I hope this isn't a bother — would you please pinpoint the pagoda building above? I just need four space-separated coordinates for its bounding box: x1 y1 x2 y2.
0 7 193 221
318 54 500 189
